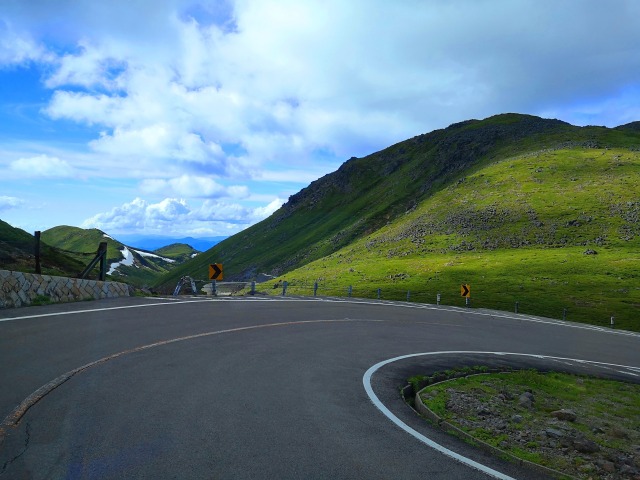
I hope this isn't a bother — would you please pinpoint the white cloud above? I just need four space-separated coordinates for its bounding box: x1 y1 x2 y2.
10 154 74 177
26 1 640 171
0 20 52 64
146 197 190 221
3 0 640 235
139 175 248 198
44 40 127 90
82 195 284 236
0 195 24 211
253 198 284 219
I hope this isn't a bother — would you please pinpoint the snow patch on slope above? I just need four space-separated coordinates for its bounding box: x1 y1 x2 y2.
108 246 135 274
132 248 176 263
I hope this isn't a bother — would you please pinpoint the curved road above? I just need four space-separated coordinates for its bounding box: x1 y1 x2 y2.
1 296 639 479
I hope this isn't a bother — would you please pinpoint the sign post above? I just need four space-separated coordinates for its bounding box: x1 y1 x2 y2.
461 284 471 307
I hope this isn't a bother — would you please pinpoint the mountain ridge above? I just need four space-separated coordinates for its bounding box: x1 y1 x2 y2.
156 113 640 288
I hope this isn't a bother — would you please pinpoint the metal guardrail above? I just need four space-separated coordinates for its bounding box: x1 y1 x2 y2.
171 278 619 328
173 278 251 296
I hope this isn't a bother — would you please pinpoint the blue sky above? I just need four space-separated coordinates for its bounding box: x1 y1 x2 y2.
1 0 639 238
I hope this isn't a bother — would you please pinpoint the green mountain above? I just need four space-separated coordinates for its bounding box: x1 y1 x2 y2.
42 225 126 263
155 243 200 262
156 113 640 329
0 220 86 276
157 114 638 276
41 226 199 286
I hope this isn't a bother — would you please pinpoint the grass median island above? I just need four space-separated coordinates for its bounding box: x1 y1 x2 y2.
414 370 640 479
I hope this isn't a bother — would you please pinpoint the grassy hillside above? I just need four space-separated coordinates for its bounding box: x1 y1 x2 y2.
42 226 124 263
268 147 640 330
0 220 87 276
157 114 640 289
155 243 199 262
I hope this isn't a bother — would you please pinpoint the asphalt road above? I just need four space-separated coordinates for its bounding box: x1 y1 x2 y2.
1 296 639 479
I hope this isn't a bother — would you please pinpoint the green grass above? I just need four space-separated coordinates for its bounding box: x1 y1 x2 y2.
30 294 52 306
155 243 198 260
42 225 125 264
264 246 638 330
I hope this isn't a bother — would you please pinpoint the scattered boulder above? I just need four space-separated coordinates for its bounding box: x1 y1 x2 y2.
584 249 598 255
596 459 615 473
477 407 492 416
551 409 577 422
518 392 534 408
574 438 601 454
545 428 564 439
619 464 638 476
609 426 630 439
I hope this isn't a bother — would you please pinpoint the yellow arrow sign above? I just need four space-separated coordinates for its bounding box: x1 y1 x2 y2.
460 284 470 298
209 263 223 280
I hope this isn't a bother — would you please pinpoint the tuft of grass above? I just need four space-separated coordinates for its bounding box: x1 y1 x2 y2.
30 294 52 306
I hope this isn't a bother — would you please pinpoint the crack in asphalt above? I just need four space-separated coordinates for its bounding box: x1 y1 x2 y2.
0 422 30 477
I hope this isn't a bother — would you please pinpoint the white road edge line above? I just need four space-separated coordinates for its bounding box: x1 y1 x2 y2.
362 351 640 480
0 298 215 322
3 297 638 340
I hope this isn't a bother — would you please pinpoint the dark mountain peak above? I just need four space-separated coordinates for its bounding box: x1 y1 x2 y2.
615 120 640 132
280 114 574 218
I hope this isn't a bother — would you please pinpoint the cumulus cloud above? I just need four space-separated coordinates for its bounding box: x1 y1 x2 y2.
0 19 52 64
139 175 248 198
14 1 640 170
10 154 74 177
0 195 24 211
82 195 284 236
253 198 285 219
2 1 640 235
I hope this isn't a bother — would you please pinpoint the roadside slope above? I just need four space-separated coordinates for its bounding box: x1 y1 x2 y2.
273 146 640 329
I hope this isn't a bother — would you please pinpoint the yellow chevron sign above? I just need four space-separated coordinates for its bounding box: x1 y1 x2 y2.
209 264 223 280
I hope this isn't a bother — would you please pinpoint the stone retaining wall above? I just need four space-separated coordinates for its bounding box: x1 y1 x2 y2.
0 269 131 309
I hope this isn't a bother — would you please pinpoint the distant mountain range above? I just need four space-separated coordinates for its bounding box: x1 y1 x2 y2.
115 235 227 252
